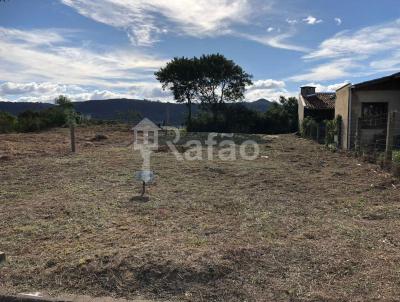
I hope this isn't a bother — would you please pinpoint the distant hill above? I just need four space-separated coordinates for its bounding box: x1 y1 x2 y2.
0 102 54 115
0 98 272 125
243 98 271 112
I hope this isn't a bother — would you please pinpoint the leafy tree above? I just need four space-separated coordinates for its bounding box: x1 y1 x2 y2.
55 95 77 125
155 57 199 128
55 95 74 110
264 102 291 133
196 54 253 122
279 96 299 132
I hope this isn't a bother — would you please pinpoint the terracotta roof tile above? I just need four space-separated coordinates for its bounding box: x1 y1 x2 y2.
303 92 336 110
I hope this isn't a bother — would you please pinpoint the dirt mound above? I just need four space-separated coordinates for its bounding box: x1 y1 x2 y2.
0 155 12 161
90 134 108 141
155 145 189 153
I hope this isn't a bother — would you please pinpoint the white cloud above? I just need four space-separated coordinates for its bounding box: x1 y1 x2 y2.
0 27 67 45
334 17 342 26
129 82 172 101
0 26 171 103
303 16 323 25
0 82 85 96
59 0 310 52
305 19 400 60
61 0 253 46
370 50 400 72
251 79 286 90
289 58 359 82
0 80 172 103
291 19 400 83
245 79 294 101
0 27 166 88
1 89 134 103
240 32 309 52
302 81 350 92
286 18 298 25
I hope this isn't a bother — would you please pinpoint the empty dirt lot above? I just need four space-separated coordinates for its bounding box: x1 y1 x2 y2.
1 125 400 301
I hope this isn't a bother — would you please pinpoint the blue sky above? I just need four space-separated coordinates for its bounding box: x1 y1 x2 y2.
0 0 399 103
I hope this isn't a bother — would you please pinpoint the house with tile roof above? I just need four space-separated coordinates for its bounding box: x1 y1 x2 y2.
298 86 336 127
298 72 400 150
335 72 400 150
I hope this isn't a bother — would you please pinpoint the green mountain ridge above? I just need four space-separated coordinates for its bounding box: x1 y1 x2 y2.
0 98 272 125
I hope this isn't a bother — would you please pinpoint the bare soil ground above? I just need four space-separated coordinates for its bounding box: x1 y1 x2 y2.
1 125 400 301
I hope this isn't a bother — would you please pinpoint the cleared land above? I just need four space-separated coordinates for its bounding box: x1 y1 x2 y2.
1 125 400 301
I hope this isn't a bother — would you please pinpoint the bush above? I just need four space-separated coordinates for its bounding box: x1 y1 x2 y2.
17 110 43 132
325 115 342 146
189 99 298 134
301 117 318 138
16 107 70 132
325 119 337 146
189 104 261 133
0 111 17 133
393 150 400 164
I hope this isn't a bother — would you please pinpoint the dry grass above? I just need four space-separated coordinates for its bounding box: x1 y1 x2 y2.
1 125 400 301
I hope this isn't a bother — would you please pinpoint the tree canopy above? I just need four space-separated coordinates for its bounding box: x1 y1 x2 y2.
55 95 74 110
155 57 199 126
196 54 253 117
155 54 253 128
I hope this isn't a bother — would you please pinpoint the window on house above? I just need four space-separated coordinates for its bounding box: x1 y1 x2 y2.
361 102 388 129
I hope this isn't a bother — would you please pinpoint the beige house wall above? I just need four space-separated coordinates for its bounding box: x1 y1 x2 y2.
349 90 400 148
298 94 305 129
335 85 350 149
335 87 400 150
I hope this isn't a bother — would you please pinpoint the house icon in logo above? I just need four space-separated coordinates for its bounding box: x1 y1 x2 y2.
132 118 161 149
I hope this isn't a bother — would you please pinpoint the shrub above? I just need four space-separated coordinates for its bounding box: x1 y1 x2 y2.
17 110 44 132
190 104 262 133
189 96 299 134
0 111 17 133
393 150 400 164
16 107 69 133
325 119 337 145
301 117 318 138
324 115 342 146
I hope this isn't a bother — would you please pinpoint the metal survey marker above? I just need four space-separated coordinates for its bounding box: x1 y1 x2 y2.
134 170 155 196
135 170 155 183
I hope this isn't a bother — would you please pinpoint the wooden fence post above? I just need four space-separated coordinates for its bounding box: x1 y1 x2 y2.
385 111 396 162
70 123 76 153
355 117 362 153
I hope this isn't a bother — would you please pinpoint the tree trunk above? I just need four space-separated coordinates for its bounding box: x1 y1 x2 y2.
187 101 192 130
212 104 218 130
70 123 76 153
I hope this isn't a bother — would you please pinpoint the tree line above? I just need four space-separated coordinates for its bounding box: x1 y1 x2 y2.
0 96 81 133
156 53 298 133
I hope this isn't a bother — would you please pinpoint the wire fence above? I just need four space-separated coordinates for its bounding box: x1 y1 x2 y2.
302 111 400 175
350 112 400 151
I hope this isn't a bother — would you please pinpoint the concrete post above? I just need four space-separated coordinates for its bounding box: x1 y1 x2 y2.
355 117 362 153
70 123 76 153
0 252 5 263
385 112 396 162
